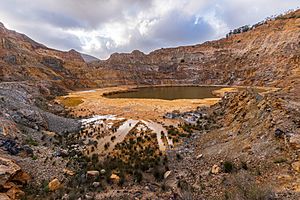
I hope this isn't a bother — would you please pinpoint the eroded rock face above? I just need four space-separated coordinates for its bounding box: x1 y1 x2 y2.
0 157 21 186
3 55 17 64
41 57 64 71
0 157 29 199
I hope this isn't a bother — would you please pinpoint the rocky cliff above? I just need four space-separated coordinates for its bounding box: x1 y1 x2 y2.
90 10 300 90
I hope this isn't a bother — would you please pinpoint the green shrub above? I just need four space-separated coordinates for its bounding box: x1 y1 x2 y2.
133 170 143 183
226 171 275 200
273 157 287 164
241 161 248 170
223 161 235 173
176 153 182 160
153 168 164 182
32 155 38 160
111 136 116 141
26 137 39 146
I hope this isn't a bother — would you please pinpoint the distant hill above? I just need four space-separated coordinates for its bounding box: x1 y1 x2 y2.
0 9 299 90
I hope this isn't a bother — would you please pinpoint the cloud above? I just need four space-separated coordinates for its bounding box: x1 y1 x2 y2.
0 0 299 59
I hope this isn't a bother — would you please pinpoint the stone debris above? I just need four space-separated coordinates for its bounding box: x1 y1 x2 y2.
86 170 99 177
211 164 221 174
110 174 120 182
164 171 172 179
48 178 61 191
63 168 75 176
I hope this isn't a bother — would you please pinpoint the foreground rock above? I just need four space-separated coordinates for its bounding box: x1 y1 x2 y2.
0 157 29 199
0 157 21 185
86 170 99 177
48 178 61 191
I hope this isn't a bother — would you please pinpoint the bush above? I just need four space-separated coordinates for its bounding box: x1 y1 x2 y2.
241 161 248 170
225 171 275 200
104 142 110 150
118 171 126 186
273 157 287 164
153 168 164 182
223 161 234 173
133 170 143 183
176 153 182 160
26 137 39 146
111 136 116 141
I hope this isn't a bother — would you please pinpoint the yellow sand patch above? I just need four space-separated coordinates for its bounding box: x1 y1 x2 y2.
59 97 84 107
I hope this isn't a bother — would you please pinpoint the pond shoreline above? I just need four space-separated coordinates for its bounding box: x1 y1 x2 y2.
56 85 277 121
102 85 276 99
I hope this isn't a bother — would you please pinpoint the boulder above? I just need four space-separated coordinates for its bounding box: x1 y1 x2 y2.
12 171 31 184
164 171 172 179
6 187 25 199
85 194 94 200
196 154 203 159
110 174 120 182
63 168 75 176
53 149 68 157
291 161 300 172
92 182 100 187
86 170 99 177
48 178 61 191
0 157 21 186
100 169 106 175
211 164 221 174
0 139 20 155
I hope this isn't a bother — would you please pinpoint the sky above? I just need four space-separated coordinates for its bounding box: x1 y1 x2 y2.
0 0 299 59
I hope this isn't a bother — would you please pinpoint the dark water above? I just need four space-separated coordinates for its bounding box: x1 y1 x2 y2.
106 86 225 100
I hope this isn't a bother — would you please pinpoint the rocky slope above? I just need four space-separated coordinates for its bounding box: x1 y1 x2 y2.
165 89 300 199
0 22 101 89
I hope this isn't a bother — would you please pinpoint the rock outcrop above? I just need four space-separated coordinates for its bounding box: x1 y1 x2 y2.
0 157 30 199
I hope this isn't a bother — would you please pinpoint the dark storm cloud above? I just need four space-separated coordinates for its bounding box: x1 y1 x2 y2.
0 0 299 58
35 10 85 29
148 12 214 45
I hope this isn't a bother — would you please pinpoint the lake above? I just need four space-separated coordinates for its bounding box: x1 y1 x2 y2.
105 86 225 100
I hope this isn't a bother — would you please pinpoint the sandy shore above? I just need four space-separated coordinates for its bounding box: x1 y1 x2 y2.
56 85 277 120
56 86 220 120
